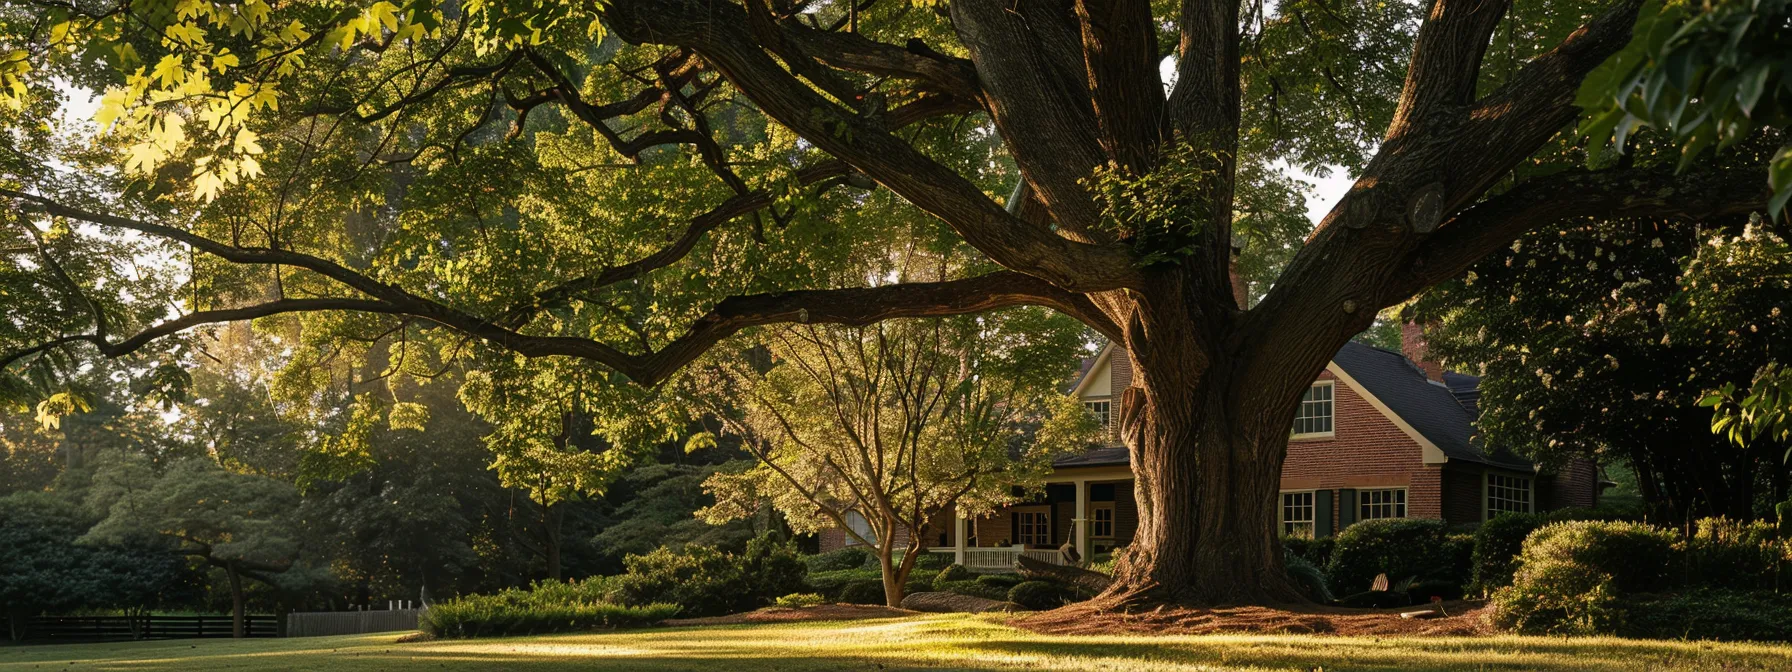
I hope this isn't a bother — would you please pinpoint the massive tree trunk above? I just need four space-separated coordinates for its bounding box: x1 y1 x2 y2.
1097 274 1350 604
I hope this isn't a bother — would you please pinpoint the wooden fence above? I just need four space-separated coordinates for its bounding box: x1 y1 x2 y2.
2 614 279 643
284 609 426 638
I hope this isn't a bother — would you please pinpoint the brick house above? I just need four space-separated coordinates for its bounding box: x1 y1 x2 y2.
818 324 1600 567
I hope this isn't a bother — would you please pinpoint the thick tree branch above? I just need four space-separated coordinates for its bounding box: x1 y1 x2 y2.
1075 0 1166 173
1385 0 1512 139
948 0 1108 235
605 0 1141 292
782 25 982 101
0 299 403 371
3 190 1115 385
1395 163 1773 295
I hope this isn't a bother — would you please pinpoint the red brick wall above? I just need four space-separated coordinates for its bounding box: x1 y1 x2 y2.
1548 458 1599 510
1281 369 1441 526
1442 466 1485 524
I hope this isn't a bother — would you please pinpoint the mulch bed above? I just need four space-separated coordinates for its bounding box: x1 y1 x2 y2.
662 604 919 626
1012 600 1493 637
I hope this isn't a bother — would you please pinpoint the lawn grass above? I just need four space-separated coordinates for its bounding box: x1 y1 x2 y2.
2 614 1788 671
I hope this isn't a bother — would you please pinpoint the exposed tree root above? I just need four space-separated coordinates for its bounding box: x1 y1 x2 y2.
1012 599 1493 637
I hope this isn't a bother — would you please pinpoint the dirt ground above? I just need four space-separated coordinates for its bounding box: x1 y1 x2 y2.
1012 600 1493 637
662 604 919 626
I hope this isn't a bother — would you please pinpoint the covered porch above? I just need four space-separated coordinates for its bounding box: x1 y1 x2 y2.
936 464 1136 572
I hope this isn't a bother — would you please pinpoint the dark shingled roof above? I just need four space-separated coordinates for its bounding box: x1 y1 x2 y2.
1052 341 1534 471
1331 341 1531 469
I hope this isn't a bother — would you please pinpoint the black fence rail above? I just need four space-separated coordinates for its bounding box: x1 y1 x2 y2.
2 614 280 643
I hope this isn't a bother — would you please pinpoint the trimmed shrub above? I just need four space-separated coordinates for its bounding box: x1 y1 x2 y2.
1326 518 1456 596
805 568 880 599
608 535 804 617
422 580 677 638
1281 535 1335 567
743 534 809 600
1007 581 1076 610
932 564 971 587
1283 552 1333 603
1688 517 1780 590
837 579 888 605
933 579 1008 601
912 552 952 571
975 574 1024 589
1470 512 1545 593
1624 589 1792 642
1441 533 1474 583
774 593 827 608
1488 520 1680 635
804 547 869 573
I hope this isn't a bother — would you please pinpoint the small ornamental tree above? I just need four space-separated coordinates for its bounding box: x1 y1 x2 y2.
696 313 1096 607
82 455 302 638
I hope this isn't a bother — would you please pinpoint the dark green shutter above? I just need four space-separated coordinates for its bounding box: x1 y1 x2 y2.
1314 490 1334 538
1338 488 1358 530
1011 512 1020 546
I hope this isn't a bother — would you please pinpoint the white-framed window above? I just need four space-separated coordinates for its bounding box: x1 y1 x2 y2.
1016 510 1050 546
843 510 877 546
1359 488 1407 520
1083 399 1112 432
1486 473 1534 518
1091 503 1115 539
1292 382 1335 437
1280 491 1316 538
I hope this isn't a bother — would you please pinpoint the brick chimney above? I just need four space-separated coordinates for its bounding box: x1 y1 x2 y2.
1401 321 1446 383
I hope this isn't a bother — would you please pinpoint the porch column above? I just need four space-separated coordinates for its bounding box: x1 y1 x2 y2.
1073 479 1088 565
953 511 967 566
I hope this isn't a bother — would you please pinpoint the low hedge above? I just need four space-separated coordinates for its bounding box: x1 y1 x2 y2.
837 580 888 605
805 567 881 599
804 548 869 573
422 580 678 638
932 564 971 587
1281 536 1335 567
1624 589 1792 642
607 535 807 617
1007 581 1077 610
975 574 1024 589
1688 517 1781 591
1326 518 1458 596
932 579 1008 601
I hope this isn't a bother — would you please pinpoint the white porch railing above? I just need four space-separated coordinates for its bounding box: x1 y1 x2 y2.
934 546 1067 573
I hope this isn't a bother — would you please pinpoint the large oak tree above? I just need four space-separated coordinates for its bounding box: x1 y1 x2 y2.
0 0 1778 604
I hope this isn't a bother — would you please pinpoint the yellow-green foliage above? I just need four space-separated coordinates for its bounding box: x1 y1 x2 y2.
421 579 677 638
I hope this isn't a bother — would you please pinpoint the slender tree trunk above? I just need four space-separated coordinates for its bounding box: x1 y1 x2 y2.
540 499 565 581
227 562 246 639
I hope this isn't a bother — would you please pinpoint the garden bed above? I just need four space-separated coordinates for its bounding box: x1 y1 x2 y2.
663 604 917 626
1013 599 1492 637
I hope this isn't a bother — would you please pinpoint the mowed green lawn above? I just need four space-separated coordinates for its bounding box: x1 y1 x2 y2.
3 614 1789 672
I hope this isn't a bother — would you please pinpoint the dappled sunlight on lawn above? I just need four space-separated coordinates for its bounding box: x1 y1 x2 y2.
2 615 1789 671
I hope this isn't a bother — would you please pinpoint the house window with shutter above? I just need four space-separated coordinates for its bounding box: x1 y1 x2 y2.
1292 381 1335 438
1358 488 1407 520
1280 491 1316 538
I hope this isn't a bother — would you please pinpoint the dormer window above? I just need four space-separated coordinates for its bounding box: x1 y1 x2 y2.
1292 381 1335 438
1083 399 1112 432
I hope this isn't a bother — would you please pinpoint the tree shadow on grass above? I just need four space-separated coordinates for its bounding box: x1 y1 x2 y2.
961 636 1792 672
